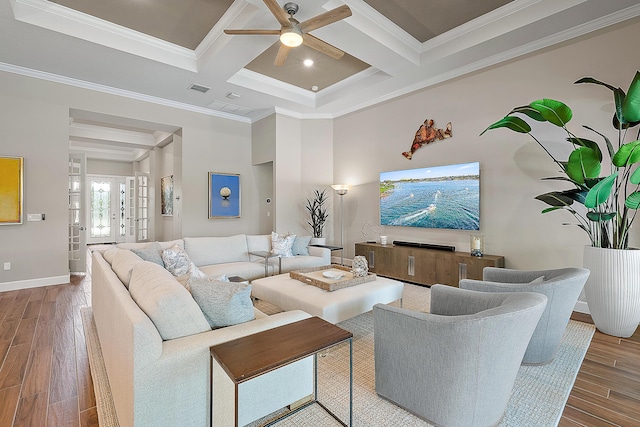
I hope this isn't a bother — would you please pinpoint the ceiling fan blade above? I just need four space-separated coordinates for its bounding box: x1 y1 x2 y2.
274 44 292 66
263 0 291 27
299 5 352 33
302 34 345 59
224 29 281 35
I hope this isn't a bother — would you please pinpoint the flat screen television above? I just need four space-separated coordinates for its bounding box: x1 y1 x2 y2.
380 161 480 230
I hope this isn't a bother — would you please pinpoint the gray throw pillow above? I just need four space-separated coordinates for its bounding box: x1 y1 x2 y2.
292 235 312 256
131 242 164 267
188 278 255 328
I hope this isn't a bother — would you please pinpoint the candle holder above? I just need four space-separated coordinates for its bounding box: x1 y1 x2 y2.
470 235 484 257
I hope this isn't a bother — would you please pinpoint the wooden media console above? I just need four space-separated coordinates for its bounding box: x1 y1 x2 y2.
354 242 504 287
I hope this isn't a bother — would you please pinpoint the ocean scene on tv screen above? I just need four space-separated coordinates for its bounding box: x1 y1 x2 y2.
380 162 480 230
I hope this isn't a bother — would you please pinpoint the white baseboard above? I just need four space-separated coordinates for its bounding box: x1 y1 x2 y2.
0 274 71 292
573 300 590 314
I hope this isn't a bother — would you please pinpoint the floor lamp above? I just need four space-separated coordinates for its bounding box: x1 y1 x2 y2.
331 184 350 265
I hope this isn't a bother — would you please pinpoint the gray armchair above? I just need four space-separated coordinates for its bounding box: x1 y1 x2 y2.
374 285 546 427
460 267 589 365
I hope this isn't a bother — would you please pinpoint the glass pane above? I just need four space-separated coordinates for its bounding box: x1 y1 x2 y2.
91 181 111 238
119 183 126 237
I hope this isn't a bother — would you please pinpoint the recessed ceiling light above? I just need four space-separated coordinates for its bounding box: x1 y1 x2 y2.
303 59 314 67
311 85 319 92
226 92 240 99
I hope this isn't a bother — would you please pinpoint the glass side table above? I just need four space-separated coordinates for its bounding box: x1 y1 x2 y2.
249 251 282 277
309 244 344 265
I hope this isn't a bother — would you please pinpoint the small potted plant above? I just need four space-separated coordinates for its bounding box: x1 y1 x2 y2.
482 71 640 337
305 189 329 242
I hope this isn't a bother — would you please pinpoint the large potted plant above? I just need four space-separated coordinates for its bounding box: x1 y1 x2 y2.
305 189 329 243
482 71 640 337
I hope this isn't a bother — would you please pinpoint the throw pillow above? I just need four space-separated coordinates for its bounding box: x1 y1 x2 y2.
129 261 211 340
292 235 312 256
188 277 255 328
162 244 207 290
131 242 164 267
271 231 295 258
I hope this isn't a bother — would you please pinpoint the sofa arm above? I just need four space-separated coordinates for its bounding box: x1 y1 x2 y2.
308 245 331 264
132 310 313 427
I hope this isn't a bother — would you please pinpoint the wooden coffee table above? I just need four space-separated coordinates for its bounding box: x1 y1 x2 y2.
210 317 353 426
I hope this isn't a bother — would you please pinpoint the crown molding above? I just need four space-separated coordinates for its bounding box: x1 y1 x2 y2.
0 62 251 123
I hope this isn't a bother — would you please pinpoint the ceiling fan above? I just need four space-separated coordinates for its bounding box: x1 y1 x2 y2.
224 0 352 66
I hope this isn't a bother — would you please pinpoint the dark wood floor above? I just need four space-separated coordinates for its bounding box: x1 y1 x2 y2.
0 275 97 427
0 275 638 426
560 313 640 426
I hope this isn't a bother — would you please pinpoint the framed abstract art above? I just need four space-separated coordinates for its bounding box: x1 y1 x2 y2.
161 175 174 216
0 156 24 225
208 172 240 218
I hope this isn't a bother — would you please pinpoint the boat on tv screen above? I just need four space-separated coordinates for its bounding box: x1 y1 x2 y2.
380 162 480 230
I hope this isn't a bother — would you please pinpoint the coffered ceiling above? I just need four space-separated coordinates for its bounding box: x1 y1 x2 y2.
2 0 640 160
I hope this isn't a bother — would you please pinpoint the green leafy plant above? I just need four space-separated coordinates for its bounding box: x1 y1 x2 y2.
305 189 329 238
482 71 640 249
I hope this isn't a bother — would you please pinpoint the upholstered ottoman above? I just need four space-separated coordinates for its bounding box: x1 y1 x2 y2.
251 273 404 324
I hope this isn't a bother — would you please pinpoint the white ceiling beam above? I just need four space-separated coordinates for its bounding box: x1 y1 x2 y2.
11 0 198 71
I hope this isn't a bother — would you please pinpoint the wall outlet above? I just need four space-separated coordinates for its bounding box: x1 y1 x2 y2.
3 262 10 271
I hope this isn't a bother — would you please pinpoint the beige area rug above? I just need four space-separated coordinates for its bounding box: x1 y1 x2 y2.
81 284 595 427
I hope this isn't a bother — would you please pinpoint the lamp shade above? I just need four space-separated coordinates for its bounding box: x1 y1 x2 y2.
331 184 350 195
280 27 303 47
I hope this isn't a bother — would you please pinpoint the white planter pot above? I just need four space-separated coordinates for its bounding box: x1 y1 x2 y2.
583 245 640 337
309 237 326 246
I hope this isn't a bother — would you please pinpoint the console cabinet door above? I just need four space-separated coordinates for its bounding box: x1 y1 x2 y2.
456 254 506 281
355 243 391 275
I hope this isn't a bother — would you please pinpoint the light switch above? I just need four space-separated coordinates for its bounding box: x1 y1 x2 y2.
27 214 43 221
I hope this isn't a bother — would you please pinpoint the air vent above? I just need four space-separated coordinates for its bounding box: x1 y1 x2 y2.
188 83 210 93
207 100 254 117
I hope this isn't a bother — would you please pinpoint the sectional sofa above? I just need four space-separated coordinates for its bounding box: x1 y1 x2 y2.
91 234 330 426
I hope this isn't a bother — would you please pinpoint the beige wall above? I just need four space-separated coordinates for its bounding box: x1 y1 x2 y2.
86 159 134 176
333 19 640 269
0 71 254 289
0 77 69 288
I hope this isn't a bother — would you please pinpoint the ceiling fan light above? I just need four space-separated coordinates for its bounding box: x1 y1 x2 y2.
280 27 303 47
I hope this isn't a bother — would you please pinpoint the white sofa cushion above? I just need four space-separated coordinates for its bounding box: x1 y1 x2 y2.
188 278 255 328
184 235 250 266
102 247 118 264
129 261 211 340
277 255 328 272
109 248 144 289
117 239 184 250
199 261 267 281
247 234 271 252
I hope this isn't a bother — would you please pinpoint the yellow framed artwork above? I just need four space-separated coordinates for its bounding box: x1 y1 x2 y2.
0 156 24 225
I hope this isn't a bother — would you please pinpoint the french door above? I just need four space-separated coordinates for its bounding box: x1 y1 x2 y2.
68 154 86 273
135 172 150 242
87 176 129 244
